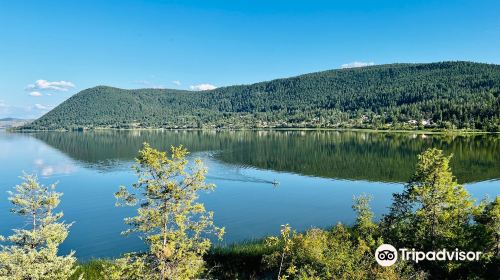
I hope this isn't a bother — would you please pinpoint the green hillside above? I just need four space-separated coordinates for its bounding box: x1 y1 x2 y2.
21 61 500 131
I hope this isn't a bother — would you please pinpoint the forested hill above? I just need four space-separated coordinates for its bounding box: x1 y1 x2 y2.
21 61 500 131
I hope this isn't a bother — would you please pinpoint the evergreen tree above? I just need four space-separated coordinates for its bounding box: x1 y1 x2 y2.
477 197 500 257
472 197 500 277
382 148 477 276
352 194 378 247
0 174 77 280
108 143 224 280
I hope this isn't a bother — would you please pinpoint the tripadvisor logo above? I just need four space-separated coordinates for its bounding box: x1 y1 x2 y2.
375 244 482 267
375 244 398 266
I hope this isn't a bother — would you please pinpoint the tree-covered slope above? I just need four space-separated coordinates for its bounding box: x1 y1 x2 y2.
22 61 500 131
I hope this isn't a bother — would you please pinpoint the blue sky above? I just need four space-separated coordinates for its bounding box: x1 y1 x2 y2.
1 0 499 118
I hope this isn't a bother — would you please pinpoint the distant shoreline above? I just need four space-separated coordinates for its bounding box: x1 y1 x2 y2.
9 127 499 135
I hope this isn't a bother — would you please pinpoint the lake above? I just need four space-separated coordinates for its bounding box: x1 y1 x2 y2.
0 129 499 260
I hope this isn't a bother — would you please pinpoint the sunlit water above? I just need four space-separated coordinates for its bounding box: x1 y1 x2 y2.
0 130 499 260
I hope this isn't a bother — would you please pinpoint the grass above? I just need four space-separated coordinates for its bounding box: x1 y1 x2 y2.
70 259 111 280
70 240 278 280
205 239 277 279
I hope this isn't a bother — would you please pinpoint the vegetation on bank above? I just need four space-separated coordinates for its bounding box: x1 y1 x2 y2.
1 145 499 279
19 61 500 132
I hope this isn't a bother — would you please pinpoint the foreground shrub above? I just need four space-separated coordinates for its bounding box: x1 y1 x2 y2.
263 195 426 280
263 224 424 280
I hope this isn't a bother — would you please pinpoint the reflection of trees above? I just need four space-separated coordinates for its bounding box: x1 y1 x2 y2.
30 130 500 183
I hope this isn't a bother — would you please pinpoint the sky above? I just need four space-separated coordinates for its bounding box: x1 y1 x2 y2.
0 0 499 119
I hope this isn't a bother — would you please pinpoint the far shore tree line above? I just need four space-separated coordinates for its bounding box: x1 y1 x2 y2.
0 145 498 279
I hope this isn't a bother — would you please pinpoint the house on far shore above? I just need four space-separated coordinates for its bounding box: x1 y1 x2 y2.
421 119 431 126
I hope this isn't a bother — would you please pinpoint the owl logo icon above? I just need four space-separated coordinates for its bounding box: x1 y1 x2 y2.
375 244 398 266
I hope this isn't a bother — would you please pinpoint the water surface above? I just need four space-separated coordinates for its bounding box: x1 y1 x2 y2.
0 130 498 260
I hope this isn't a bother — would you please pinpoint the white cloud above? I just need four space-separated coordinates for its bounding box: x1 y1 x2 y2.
0 100 56 119
172 80 181 86
341 61 375 69
34 104 52 110
189 83 217 91
29 91 43 97
26 79 75 91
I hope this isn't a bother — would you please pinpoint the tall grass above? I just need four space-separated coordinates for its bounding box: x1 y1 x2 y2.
70 240 278 280
70 259 111 280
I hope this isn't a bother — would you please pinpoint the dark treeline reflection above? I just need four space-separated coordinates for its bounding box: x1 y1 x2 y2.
29 130 500 183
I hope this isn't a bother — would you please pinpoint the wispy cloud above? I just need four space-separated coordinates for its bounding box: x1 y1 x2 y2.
34 104 46 110
34 103 52 110
172 80 181 86
189 83 217 91
341 61 375 69
29 91 42 97
0 101 54 119
26 79 75 91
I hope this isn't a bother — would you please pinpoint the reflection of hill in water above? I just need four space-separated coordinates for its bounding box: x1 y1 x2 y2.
29 130 500 184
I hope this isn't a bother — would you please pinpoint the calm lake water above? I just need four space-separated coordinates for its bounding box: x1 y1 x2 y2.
1 130 499 260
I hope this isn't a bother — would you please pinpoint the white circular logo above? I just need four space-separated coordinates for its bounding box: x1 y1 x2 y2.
375 244 398 266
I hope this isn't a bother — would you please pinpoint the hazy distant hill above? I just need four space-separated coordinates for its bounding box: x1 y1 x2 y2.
0 118 32 128
21 61 500 131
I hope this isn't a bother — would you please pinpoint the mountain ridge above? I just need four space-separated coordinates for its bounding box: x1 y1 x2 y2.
20 61 500 131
